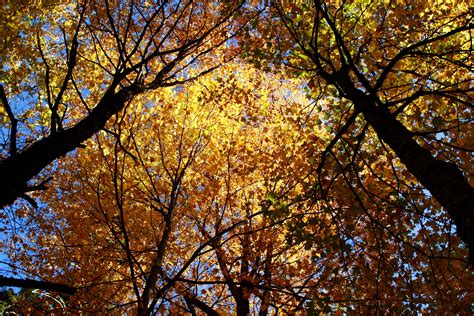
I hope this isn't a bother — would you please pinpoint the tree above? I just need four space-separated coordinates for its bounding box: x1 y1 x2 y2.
9 62 474 314
254 0 474 264
1 0 473 314
13 62 330 314
0 0 255 207
0 0 258 292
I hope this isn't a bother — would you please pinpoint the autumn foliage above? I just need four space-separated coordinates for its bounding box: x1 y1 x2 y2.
0 0 473 314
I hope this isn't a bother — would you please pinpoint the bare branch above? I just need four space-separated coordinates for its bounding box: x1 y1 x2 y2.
0 85 17 156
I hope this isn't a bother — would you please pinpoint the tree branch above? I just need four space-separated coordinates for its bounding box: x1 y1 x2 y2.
0 85 18 156
0 275 76 295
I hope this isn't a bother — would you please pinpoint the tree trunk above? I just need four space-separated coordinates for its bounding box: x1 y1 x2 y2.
358 100 474 264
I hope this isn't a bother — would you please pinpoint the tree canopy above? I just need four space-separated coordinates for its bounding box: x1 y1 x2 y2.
0 0 472 314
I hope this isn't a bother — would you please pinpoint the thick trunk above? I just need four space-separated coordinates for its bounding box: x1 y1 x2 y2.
236 297 250 316
359 100 474 264
0 84 139 208
137 303 148 316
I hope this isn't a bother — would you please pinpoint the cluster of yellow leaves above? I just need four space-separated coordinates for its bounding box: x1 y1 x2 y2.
1 0 472 313
13 62 336 313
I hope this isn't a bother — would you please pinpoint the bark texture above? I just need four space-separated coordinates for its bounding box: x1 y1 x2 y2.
360 101 474 264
